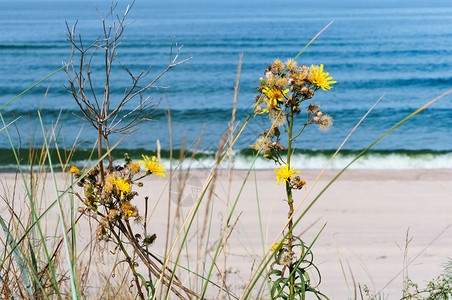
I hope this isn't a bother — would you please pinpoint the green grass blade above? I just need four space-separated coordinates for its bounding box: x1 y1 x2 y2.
0 217 33 297
37 110 78 299
28 242 39 295
296 89 452 225
0 65 67 111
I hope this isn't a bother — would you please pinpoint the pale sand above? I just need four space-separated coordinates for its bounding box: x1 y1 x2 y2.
1 168 451 299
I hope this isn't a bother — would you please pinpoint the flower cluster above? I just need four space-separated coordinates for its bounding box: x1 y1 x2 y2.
251 59 336 185
69 153 166 241
255 59 336 117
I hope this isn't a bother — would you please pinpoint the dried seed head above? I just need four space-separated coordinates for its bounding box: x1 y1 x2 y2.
264 71 273 79
266 75 276 86
307 104 320 114
271 59 284 74
269 109 287 127
250 137 272 155
285 58 297 72
318 114 334 131
316 111 323 117
275 77 288 90
254 103 262 115
128 161 141 175
276 248 294 267
300 86 309 94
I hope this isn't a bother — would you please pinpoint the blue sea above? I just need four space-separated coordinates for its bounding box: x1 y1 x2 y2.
1 0 452 170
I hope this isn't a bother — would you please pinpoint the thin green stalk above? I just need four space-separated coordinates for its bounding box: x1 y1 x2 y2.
199 148 274 298
37 111 79 299
0 217 33 298
292 123 308 141
155 113 251 299
201 191 215 291
0 65 67 111
253 169 273 296
70 175 77 285
109 229 146 300
296 90 452 226
254 169 266 256
285 107 296 297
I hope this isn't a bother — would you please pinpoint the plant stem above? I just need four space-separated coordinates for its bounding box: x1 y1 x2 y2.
292 123 308 141
103 133 113 170
110 229 146 300
285 107 295 297
97 125 105 183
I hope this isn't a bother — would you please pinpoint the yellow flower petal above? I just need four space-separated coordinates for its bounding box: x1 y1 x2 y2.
139 155 167 178
310 64 337 91
274 165 300 185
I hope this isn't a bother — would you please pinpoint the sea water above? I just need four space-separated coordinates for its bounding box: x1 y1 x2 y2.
1 0 451 169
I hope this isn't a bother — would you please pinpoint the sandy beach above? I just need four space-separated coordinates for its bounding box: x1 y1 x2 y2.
184 168 452 299
1 168 451 299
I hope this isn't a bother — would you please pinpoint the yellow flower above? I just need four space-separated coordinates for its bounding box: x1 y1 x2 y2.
115 177 130 199
274 165 300 185
68 166 80 175
268 239 288 251
310 64 336 91
261 86 289 114
261 98 280 114
139 155 167 178
263 86 289 103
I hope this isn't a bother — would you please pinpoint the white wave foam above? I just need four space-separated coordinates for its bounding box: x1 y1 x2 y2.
160 152 452 170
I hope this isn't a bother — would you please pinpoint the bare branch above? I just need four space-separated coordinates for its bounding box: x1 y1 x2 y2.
65 1 188 171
